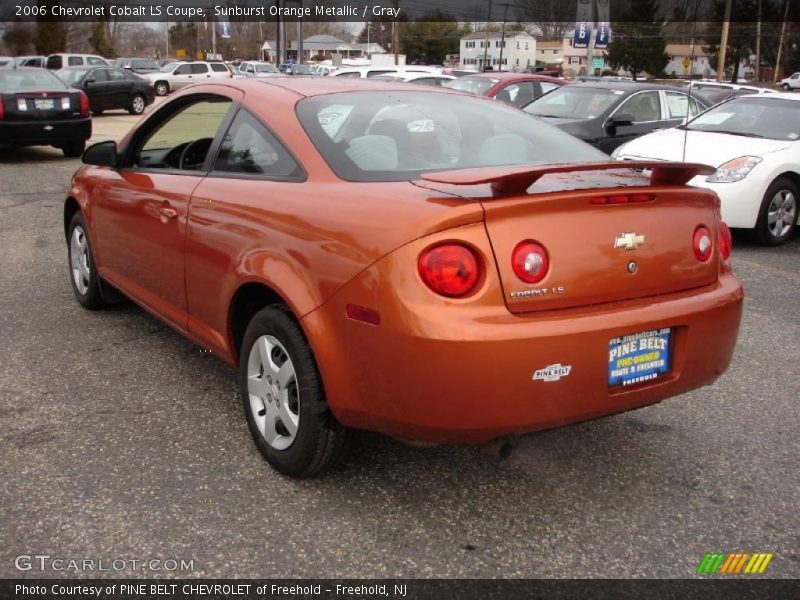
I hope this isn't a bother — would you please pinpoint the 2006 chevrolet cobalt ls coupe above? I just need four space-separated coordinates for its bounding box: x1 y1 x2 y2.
64 78 743 477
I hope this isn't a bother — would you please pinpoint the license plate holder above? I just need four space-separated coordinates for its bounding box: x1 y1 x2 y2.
608 328 671 387
34 98 55 110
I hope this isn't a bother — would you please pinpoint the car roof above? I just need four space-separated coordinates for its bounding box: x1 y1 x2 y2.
461 71 560 82
738 92 800 101
56 65 112 70
228 77 468 99
567 81 688 93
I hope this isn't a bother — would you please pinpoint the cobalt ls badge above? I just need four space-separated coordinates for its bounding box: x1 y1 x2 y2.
533 363 572 382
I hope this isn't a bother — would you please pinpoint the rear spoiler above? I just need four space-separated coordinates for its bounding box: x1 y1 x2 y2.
419 161 716 195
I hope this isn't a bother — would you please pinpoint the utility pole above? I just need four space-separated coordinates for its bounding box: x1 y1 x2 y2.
392 0 400 65
585 27 594 76
774 0 790 83
716 0 732 82
297 0 303 65
482 0 493 71
498 3 509 72
755 0 762 82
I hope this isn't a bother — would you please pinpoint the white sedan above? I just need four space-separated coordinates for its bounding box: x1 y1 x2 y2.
614 93 800 245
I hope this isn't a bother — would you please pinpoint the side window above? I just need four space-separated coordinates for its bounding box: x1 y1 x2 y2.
495 82 535 107
68 56 83 66
689 98 703 116
214 110 302 179
174 64 192 75
107 69 127 81
335 71 362 78
367 70 393 77
87 57 106 65
135 97 232 170
539 81 559 96
665 92 691 119
47 56 62 69
210 63 228 72
90 69 110 82
618 91 661 122
191 63 209 74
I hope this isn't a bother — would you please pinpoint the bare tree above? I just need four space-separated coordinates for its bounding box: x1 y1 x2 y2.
515 0 572 40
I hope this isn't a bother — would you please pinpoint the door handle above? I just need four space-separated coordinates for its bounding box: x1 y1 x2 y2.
159 206 178 222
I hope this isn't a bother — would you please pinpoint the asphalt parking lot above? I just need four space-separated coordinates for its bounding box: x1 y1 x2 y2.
0 108 798 579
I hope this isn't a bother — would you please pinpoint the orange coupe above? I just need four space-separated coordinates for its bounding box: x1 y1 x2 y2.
64 78 743 477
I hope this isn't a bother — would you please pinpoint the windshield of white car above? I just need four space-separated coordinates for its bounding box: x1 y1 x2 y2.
297 90 607 182
524 86 621 119
683 96 800 141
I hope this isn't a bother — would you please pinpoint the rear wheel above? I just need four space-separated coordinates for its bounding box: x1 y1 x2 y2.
61 141 85 158
154 81 169 96
129 93 146 115
239 306 349 477
782 83 791 91
755 177 798 246
67 212 107 310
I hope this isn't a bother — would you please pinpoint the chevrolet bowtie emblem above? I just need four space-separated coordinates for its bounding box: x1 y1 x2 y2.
614 232 646 250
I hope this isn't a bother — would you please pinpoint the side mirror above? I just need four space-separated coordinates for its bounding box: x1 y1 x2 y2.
84 77 95 85
608 113 634 127
82 141 118 167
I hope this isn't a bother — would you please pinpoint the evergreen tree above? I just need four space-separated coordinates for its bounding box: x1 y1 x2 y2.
606 0 669 79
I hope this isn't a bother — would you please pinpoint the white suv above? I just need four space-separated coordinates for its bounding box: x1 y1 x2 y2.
780 72 800 91
144 61 233 96
46 54 109 69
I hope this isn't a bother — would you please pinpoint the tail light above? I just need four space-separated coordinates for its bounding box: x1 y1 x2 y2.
718 221 732 262
590 193 655 205
512 241 549 283
693 226 713 262
78 90 89 118
418 243 481 298
0 97 4 120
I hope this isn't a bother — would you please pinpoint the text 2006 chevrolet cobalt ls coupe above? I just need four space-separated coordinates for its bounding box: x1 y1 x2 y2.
64 79 743 477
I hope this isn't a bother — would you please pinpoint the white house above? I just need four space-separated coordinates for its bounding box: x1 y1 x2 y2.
535 40 564 67
664 44 754 79
459 31 536 72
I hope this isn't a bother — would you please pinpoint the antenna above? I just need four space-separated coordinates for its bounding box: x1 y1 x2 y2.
683 0 703 163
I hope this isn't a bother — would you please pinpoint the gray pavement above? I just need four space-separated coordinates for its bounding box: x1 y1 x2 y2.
0 143 798 579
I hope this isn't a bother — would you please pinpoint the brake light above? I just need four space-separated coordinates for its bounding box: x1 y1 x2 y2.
693 226 713 262
718 222 732 262
590 193 655 205
418 243 481 298
512 241 549 284
78 90 89 117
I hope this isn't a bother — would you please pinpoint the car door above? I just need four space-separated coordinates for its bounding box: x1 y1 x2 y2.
599 90 664 154
90 91 239 330
84 68 111 111
191 63 212 83
105 68 133 109
184 107 305 355
171 63 194 89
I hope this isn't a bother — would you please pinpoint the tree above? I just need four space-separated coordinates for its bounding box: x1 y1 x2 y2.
90 22 115 58
515 0 571 40
401 12 468 64
606 0 669 79
3 22 35 55
35 2 66 55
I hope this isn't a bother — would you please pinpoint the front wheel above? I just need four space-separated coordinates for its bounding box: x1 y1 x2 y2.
154 81 169 96
782 83 791 91
129 93 146 115
239 306 349 477
755 177 798 246
67 212 107 309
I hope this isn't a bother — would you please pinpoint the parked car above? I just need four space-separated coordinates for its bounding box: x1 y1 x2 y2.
444 72 563 107
330 65 441 79
684 80 777 95
55 66 154 116
113 58 161 75
780 72 800 91
523 81 711 153
0 56 13 67
12 55 46 68
65 78 742 477
0 67 90 157
614 93 800 246
143 61 233 96
238 61 281 78
46 54 109 70
370 72 456 86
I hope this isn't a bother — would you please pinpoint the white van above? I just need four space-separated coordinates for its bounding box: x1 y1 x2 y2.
46 54 109 70
330 65 442 79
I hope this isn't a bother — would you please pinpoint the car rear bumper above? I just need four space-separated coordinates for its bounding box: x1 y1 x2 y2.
0 118 91 148
305 271 743 444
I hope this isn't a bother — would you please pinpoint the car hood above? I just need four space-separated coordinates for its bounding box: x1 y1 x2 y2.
617 128 792 165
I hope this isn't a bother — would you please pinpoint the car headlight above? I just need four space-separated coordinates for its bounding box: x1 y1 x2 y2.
706 156 762 183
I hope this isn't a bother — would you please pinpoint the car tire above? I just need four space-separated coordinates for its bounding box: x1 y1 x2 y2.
154 81 169 96
67 212 107 310
61 141 85 158
782 83 791 91
239 305 349 478
129 94 146 115
755 176 798 246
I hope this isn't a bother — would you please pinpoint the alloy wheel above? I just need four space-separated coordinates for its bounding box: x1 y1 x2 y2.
132 95 145 114
767 189 797 239
70 226 91 295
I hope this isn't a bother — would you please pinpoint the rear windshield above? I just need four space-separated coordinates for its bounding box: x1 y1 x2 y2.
0 69 69 91
55 68 90 84
296 90 606 182
524 86 621 118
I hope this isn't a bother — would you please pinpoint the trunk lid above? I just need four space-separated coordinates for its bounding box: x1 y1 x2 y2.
419 162 722 314
1 90 83 121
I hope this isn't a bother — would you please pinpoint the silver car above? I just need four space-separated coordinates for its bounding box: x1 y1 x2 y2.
238 61 281 78
143 61 233 96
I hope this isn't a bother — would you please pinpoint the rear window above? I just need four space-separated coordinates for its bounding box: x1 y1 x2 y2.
132 60 159 70
296 90 606 182
0 69 69 91
210 63 229 72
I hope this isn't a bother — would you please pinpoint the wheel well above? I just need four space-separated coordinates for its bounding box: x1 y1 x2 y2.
775 171 800 195
64 197 80 239
229 283 289 363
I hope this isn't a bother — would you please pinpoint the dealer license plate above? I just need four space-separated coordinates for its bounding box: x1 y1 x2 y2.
608 328 671 387
34 98 55 110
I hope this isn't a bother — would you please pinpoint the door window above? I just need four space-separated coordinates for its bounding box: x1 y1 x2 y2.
68 56 84 66
210 63 229 73
174 64 192 75
107 69 128 81
87 57 106 65
89 69 110 82
494 82 536 107
46 56 63 69
133 97 232 170
190 64 209 75
618 91 661 122
214 110 302 179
